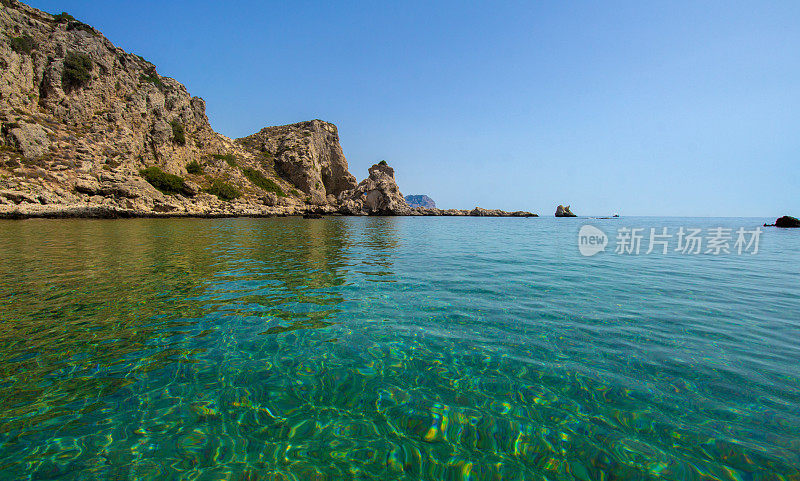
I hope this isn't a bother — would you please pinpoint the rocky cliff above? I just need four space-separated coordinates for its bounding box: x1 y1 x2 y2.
238 120 357 205
0 0 535 218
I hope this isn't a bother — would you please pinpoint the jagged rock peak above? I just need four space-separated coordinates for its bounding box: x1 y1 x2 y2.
338 161 411 216
555 204 576 217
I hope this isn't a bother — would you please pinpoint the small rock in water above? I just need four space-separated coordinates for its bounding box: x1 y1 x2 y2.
770 215 800 228
555 204 577 217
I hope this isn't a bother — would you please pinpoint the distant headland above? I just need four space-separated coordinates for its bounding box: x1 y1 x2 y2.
405 195 436 209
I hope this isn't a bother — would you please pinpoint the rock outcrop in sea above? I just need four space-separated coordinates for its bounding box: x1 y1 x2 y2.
555 205 577 217
0 1 535 218
405 194 436 209
339 162 411 216
766 216 800 228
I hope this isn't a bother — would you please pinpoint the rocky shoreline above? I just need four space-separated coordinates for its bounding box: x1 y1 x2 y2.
0 1 537 220
0 159 537 219
0 203 538 219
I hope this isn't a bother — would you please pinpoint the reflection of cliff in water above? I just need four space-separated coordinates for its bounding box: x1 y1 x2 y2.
200 218 354 335
0 219 220 435
353 216 400 282
0 218 359 434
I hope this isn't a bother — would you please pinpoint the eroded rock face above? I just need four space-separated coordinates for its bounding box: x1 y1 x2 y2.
0 1 231 204
238 120 357 203
8 122 49 158
341 162 411 215
0 0 338 216
555 204 576 217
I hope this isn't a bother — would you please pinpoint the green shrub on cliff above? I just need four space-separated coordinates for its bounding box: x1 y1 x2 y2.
171 120 186 145
66 21 96 36
205 180 240 201
212 153 237 167
242 167 285 196
10 35 35 55
140 166 191 196
52 12 75 23
186 160 203 175
378 160 388 166
62 52 92 90
140 73 166 91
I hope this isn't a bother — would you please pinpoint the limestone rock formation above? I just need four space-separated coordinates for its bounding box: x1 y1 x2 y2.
8 122 50 158
555 205 577 217
340 162 411 215
405 194 436 209
238 120 357 204
0 1 334 217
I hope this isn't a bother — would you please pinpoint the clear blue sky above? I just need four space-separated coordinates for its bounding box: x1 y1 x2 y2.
28 1 799 216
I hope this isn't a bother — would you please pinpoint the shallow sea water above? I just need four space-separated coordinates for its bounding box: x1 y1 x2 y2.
0 216 798 480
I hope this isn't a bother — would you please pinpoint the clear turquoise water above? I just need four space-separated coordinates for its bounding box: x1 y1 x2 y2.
0 217 798 480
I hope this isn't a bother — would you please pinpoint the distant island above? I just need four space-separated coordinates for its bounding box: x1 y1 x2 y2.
405 195 436 209
0 1 535 219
